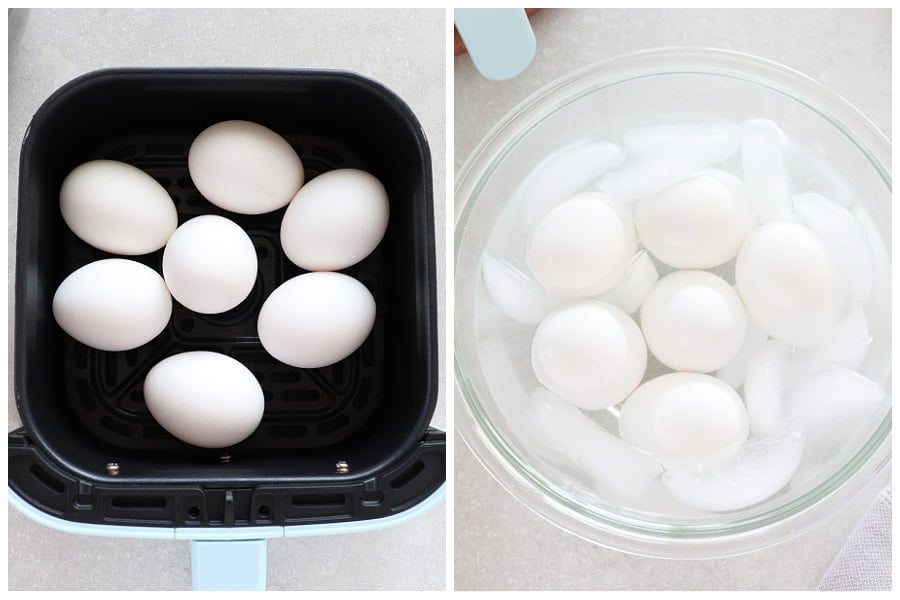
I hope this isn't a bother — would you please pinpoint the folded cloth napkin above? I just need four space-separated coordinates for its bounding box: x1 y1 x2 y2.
818 485 892 591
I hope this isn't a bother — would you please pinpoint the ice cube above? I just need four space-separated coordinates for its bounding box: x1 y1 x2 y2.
624 123 741 164
741 119 796 223
521 387 663 502
482 254 567 324
663 432 805 512
715 312 768 389
743 340 793 438
699 167 751 197
594 149 708 203
477 335 537 427
793 192 875 303
858 228 891 386
792 301 872 381
520 140 624 229
787 367 886 449
784 138 861 208
597 250 659 314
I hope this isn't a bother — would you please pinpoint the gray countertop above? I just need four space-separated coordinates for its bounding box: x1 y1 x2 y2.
454 7 890 591
8 8 445 591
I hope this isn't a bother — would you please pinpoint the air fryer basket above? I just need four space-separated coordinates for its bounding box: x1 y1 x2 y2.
10 68 444 528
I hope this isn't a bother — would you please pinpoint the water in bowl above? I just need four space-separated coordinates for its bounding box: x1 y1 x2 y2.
475 119 891 519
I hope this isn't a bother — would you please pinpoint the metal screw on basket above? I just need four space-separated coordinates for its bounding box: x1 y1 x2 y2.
106 462 120 476
335 460 350 474
219 452 232 464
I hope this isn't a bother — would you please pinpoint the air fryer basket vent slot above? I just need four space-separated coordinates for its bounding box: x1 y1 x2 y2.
110 496 167 510
391 460 425 490
30 465 65 495
291 493 346 507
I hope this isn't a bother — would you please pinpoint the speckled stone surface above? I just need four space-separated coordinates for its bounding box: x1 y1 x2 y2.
454 7 890 591
8 8 446 591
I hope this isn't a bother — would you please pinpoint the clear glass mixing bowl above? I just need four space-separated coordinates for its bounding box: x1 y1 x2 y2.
455 48 891 558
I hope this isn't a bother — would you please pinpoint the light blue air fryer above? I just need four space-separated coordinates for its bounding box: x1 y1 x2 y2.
9 67 444 590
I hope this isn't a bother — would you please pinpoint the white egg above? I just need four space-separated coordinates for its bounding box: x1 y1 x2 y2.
531 301 647 410
280 168 389 271
635 171 756 269
60 160 177 255
143 351 264 448
735 221 845 348
52 258 172 351
618 373 750 468
258 272 375 368
527 192 637 298
188 120 304 214
162 215 258 314
640 271 747 372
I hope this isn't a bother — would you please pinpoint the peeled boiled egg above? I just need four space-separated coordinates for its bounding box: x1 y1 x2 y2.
736 221 844 348
635 171 756 269
143 351 264 448
527 192 636 298
188 120 304 214
618 373 750 468
280 168 389 271
640 271 747 372
60 159 177 255
531 300 647 410
258 272 376 368
162 215 258 314
52 258 172 351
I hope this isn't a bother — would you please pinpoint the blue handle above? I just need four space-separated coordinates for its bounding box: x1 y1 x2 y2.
455 8 536 80
191 539 267 591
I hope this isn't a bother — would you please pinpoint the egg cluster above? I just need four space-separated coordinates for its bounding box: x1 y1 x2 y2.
483 120 887 512
53 120 389 449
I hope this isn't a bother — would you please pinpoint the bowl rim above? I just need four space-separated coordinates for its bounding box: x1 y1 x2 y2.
454 46 892 559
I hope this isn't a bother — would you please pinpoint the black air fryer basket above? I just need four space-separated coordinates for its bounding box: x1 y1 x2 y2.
9 69 444 572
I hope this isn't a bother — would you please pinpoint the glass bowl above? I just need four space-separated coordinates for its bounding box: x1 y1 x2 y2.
454 48 891 559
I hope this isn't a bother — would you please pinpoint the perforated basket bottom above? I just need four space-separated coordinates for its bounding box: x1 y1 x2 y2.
62 133 386 452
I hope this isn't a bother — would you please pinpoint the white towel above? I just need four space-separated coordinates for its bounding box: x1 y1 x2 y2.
818 485 892 591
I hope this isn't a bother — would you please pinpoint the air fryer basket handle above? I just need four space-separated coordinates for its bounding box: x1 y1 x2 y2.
10 426 444 589
191 539 267 591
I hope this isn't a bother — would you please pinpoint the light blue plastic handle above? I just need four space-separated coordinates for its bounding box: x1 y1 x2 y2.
455 8 536 80
192 539 267 591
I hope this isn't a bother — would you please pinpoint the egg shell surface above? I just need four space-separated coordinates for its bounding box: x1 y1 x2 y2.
257 272 376 369
635 171 756 269
143 351 264 448
52 258 172 351
281 168 390 271
60 159 177 255
735 221 845 348
188 120 304 214
527 192 637 298
619 372 750 468
531 300 647 410
640 270 747 373
163 215 258 314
